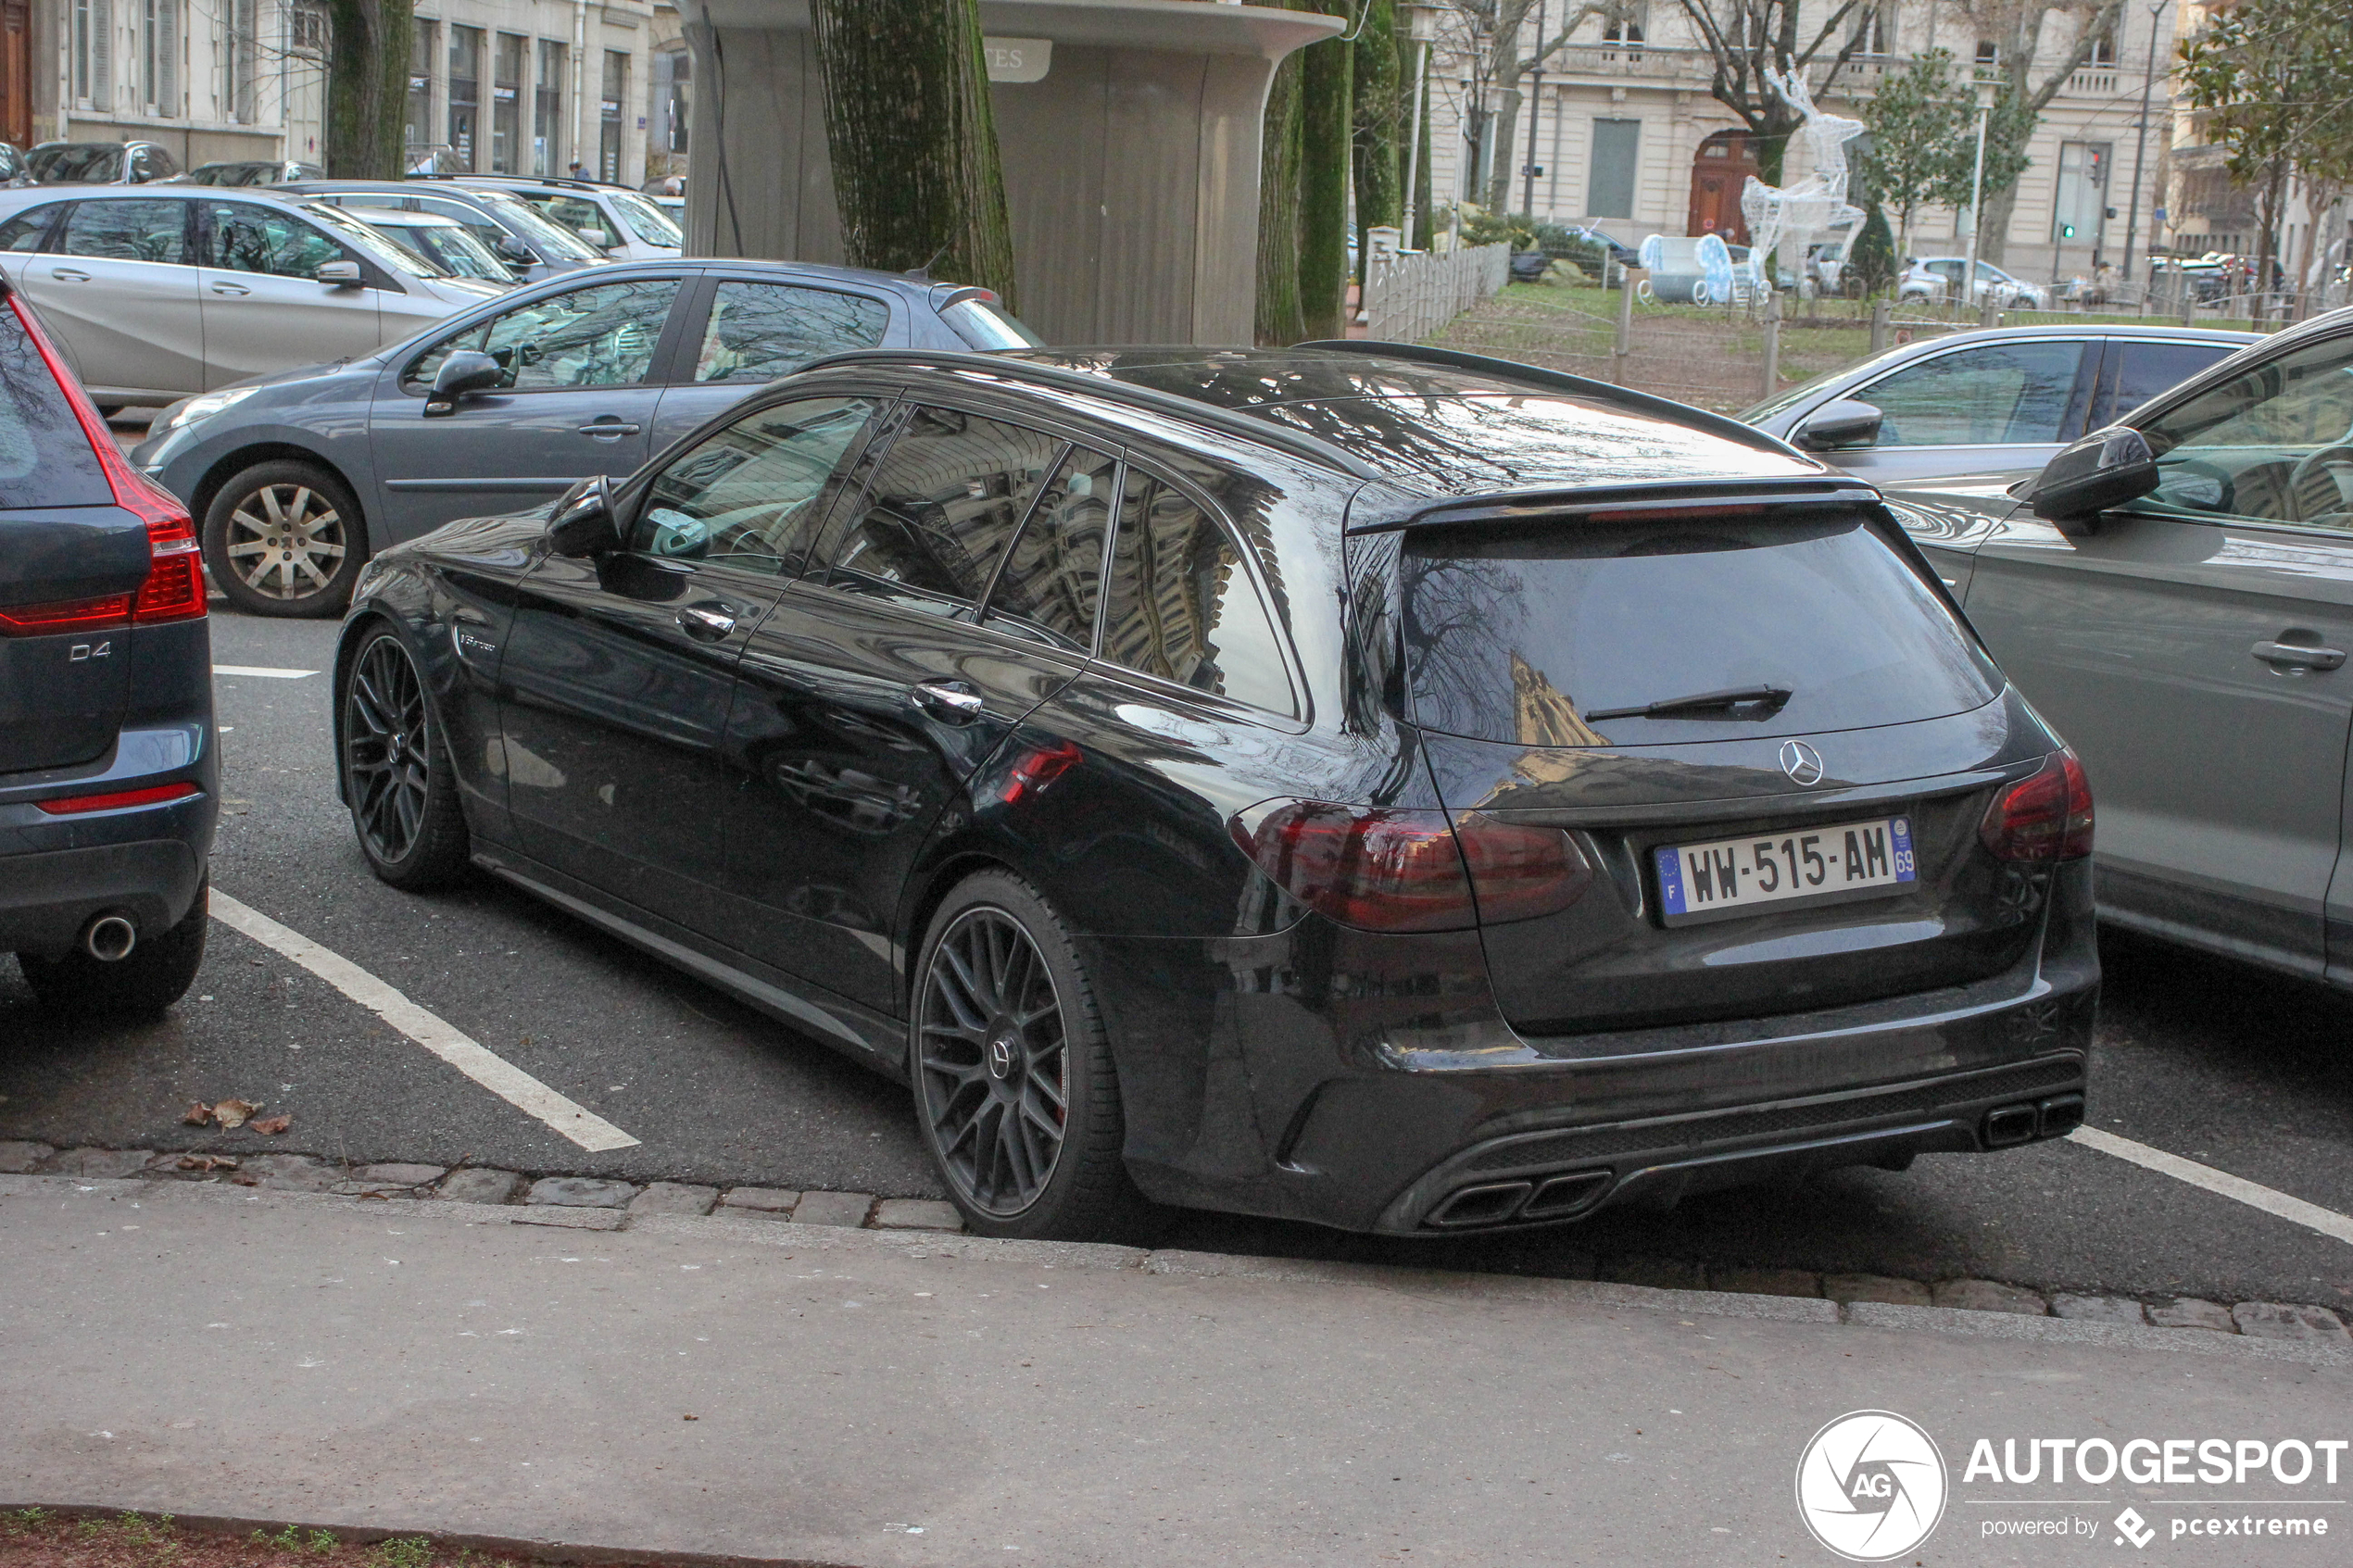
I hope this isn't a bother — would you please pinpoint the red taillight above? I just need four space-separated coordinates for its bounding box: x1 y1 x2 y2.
6 292 204 626
1980 749 2095 862
1228 800 1589 932
34 781 201 815
0 592 134 635
1001 740 1081 805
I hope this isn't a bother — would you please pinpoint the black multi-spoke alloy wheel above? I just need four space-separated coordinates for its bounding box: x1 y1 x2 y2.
20 874 209 1016
203 458 368 618
912 870 1150 1240
341 626 471 890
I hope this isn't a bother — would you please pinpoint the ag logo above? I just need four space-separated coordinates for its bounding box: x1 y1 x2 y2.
1794 1410 1947 1562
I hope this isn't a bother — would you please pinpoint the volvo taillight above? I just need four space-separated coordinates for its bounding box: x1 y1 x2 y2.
1980 748 2095 862
1228 800 1590 932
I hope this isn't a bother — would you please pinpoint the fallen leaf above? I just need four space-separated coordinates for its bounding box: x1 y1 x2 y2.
683 1414 698 1421
228 1173 259 1186
211 1098 259 1129
176 1154 240 1173
182 1102 212 1126
250 1114 291 1135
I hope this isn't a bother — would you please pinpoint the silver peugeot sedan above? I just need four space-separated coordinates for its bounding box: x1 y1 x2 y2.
1741 323 2259 485
1879 306 2353 985
0 185 503 409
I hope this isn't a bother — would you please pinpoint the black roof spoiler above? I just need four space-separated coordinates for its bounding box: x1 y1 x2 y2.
1292 338 1810 460
1350 476 1882 535
785 348 1381 478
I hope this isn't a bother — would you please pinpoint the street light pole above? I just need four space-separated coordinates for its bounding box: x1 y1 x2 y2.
2120 0 2166 293
1401 3 1435 248
1522 0 1546 217
1963 93 1989 307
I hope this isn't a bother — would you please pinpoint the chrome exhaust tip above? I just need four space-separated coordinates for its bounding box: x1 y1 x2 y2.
82 913 137 963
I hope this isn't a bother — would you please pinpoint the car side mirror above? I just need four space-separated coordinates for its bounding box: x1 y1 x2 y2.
493 234 535 270
315 259 362 287
578 227 615 250
422 350 503 417
2027 425 2159 534
1794 398 1883 452
547 474 621 558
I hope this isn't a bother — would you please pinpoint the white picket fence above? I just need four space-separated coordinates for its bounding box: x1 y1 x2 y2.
1362 243 1512 343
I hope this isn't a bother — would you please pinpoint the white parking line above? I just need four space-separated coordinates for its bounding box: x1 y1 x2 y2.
213 665 316 680
2070 1125 2353 1248
208 891 641 1153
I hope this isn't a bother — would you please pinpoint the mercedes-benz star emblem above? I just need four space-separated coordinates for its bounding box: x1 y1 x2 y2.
1779 740 1826 786
988 1035 1015 1078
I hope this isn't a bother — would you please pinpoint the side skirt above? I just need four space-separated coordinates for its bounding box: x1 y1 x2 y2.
471 845 910 1081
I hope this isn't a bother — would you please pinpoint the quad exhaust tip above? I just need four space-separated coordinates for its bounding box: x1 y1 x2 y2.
82 913 137 963
1983 1103 2039 1148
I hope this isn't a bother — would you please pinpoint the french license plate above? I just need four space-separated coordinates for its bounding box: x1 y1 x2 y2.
1654 816 1916 922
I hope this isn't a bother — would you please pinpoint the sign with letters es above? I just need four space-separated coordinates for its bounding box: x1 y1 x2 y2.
984 38 1051 82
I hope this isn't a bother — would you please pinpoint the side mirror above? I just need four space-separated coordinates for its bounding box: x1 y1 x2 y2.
315 259 362 287
547 474 621 558
2027 425 2159 533
578 227 615 250
422 350 503 417
1794 398 1883 452
494 234 535 265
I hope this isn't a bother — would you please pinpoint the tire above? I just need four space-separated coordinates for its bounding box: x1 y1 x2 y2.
340 625 472 891
20 875 209 1016
910 869 1152 1242
203 458 368 618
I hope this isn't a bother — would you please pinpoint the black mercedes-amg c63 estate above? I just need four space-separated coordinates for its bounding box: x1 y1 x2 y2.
333 344 2096 1239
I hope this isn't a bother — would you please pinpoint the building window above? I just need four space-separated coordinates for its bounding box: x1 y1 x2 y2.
1599 0 1644 57
449 25 482 171
142 0 177 115
598 49 627 183
1852 5 1891 56
226 0 257 122
655 46 689 156
2089 30 2118 67
73 0 107 107
535 40 565 176
492 32 525 173
289 2 324 54
1587 118 1639 220
406 20 436 167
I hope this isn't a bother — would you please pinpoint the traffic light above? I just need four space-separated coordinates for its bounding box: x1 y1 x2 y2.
2061 224 2077 239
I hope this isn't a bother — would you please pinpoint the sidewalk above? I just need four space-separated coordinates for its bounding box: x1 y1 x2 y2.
5 1173 2349 1567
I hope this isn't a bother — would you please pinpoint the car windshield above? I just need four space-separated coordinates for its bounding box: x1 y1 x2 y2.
29 144 123 182
940 297 1044 349
300 203 437 278
607 190 683 247
472 190 602 261
1401 510 1998 747
369 220 514 282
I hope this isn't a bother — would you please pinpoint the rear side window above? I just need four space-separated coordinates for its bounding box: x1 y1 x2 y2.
0 304 110 506
819 404 1060 616
62 200 190 265
635 395 877 575
1401 512 1997 747
2093 340 2235 426
1100 470 1296 716
0 206 59 252
985 445 1117 651
692 282 889 383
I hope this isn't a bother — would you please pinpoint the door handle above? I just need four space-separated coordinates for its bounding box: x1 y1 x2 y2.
208 282 251 296
911 681 985 722
578 420 642 439
677 605 736 641
2252 640 2347 671
48 268 89 282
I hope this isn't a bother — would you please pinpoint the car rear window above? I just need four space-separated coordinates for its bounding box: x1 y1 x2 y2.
1400 509 1998 746
0 304 110 507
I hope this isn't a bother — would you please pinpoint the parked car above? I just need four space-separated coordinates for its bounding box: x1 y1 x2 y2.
440 174 684 261
27 140 182 184
1900 257 2051 310
184 160 328 186
0 143 31 188
330 341 2096 1240
0 186 504 409
1878 305 2353 986
0 275 216 1014
284 179 610 282
132 259 1042 616
1739 324 2258 484
336 207 523 287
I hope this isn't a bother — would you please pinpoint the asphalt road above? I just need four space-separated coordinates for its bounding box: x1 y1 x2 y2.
5 605 2350 1313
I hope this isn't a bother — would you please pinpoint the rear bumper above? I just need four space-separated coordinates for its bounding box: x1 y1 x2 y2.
0 838 207 960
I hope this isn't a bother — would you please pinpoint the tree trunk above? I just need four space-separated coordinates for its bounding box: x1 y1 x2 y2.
811 0 1017 307
324 0 414 178
1256 43 1306 345
2254 157 2288 319
1353 0 1402 280
1979 179 2020 267
1412 56 1433 243
1298 11 1353 339
1484 85 1521 212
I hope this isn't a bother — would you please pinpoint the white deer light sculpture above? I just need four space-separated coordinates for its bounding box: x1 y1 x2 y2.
1736 65 1867 298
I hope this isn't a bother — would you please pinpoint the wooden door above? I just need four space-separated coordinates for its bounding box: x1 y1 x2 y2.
1686 132 1756 245
0 0 29 150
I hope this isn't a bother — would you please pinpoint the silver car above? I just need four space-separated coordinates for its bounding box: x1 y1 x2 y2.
0 186 503 408
447 175 684 261
283 180 610 283
1740 324 2258 485
1880 306 2353 985
331 207 522 288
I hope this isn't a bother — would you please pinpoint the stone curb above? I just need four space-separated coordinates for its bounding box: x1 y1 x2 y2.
9 1171 2351 1371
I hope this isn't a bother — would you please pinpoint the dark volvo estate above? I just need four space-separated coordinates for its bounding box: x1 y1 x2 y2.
334 345 2097 1239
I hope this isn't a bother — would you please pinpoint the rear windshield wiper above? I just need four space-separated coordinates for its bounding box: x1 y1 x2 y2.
1585 684 1792 721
